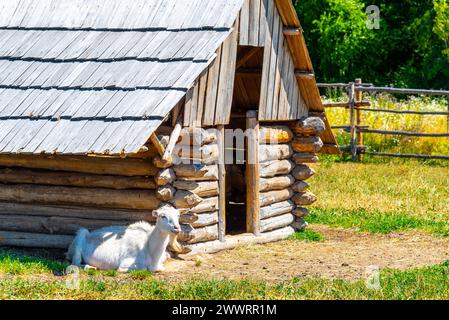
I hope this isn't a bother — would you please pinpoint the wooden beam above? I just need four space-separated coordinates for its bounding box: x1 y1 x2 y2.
217 125 226 242
295 70 315 79
246 111 261 236
0 154 158 177
150 133 165 157
283 27 302 36
236 47 260 70
162 118 182 162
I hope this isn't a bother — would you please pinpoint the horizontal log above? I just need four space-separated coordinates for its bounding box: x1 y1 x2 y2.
292 192 318 206
292 165 316 180
290 117 325 136
178 224 196 243
0 202 155 221
260 160 295 178
259 126 293 143
184 226 295 255
170 190 203 209
156 185 176 201
0 155 158 177
0 167 156 190
0 231 73 249
155 168 176 186
292 181 310 192
178 128 218 146
173 164 219 181
259 175 295 192
186 224 219 244
0 184 161 210
260 214 295 233
192 212 219 228
0 214 129 235
174 144 219 165
260 201 296 220
293 207 310 218
292 153 319 164
153 156 174 169
259 144 293 162
292 136 324 153
189 197 218 213
260 189 294 207
173 180 219 197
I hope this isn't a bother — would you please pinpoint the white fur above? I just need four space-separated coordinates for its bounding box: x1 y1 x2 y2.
67 204 181 272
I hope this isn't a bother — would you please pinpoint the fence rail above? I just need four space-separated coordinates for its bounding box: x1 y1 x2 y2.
320 79 449 161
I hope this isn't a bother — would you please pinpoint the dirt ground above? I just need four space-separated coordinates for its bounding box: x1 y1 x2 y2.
160 225 449 282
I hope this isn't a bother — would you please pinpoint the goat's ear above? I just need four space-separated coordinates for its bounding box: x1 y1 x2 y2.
151 210 160 218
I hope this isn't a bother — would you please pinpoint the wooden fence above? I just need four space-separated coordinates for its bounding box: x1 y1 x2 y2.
318 79 449 161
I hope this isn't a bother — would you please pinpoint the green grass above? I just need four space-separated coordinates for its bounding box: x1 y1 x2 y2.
308 162 449 236
1 261 449 299
289 230 325 242
308 208 449 237
0 251 67 275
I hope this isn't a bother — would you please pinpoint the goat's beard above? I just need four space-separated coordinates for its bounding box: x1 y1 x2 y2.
168 234 191 254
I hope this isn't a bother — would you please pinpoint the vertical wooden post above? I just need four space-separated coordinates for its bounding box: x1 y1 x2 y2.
246 111 261 236
355 78 363 161
217 125 226 242
348 82 357 161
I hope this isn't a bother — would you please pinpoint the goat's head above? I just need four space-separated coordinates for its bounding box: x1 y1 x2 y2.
152 204 181 235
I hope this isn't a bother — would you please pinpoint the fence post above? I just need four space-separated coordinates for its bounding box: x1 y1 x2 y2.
348 82 357 160
355 78 363 161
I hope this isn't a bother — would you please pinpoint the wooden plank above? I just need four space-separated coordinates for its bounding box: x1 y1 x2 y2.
258 0 274 120
0 184 161 210
202 47 222 126
217 125 226 242
214 26 238 125
239 0 250 45
0 154 158 177
249 0 261 46
150 133 166 158
0 167 156 190
246 111 260 236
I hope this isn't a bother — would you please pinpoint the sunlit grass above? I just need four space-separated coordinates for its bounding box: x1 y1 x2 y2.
1 262 448 300
324 94 449 157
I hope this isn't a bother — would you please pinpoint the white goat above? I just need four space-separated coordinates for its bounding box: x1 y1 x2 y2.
67 204 181 272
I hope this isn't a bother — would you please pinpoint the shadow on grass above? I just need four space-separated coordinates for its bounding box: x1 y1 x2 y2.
307 207 449 237
0 249 68 275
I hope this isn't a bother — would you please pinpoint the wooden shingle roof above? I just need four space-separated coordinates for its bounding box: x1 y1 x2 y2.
0 0 244 156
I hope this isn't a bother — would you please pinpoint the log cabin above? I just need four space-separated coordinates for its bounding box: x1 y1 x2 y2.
0 0 339 254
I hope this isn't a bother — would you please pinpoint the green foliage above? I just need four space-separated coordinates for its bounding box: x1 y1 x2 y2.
294 0 449 88
434 0 449 58
289 230 325 242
